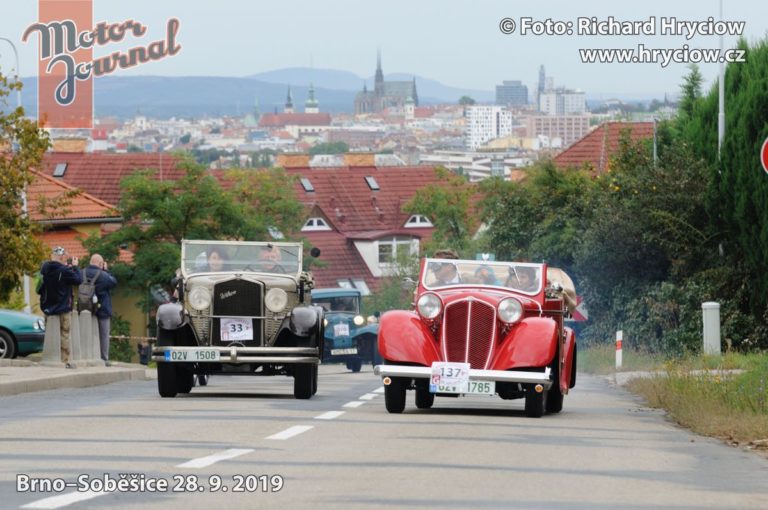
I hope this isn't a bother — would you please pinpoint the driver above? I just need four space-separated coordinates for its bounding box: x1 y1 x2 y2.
506 266 538 292
258 245 284 273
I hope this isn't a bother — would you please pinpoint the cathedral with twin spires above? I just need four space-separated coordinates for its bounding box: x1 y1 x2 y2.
354 52 418 115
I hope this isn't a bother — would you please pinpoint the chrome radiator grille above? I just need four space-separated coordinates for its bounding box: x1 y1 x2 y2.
441 298 496 369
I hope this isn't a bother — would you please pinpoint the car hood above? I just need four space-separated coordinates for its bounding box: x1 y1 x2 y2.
0 309 44 322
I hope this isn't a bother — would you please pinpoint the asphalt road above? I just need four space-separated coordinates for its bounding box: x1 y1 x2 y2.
1 366 767 509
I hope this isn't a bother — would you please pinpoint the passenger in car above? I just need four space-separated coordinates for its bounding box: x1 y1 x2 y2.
475 265 501 285
505 266 538 292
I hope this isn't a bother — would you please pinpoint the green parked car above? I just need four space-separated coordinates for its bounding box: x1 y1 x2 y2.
0 309 46 359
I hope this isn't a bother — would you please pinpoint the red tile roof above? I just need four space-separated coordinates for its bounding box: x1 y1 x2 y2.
304 231 376 289
28 170 120 223
286 165 444 233
39 152 186 205
553 121 654 173
258 113 332 128
39 228 133 263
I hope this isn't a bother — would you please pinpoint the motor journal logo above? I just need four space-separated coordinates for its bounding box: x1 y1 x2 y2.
22 0 181 129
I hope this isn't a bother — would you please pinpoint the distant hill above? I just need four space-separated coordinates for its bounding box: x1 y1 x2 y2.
250 67 495 103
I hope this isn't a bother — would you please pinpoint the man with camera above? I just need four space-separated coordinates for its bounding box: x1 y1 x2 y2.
84 254 118 366
39 247 83 369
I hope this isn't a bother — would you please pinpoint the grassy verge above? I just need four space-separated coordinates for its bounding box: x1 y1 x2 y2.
579 345 768 448
627 358 768 445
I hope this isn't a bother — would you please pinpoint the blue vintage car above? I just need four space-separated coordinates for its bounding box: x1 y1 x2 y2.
0 309 46 359
311 288 380 372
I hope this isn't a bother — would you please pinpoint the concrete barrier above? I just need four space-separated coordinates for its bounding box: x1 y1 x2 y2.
41 315 61 364
41 312 103 365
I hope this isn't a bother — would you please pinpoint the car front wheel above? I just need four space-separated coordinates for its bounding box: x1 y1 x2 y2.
294 363 313 399
157 362 178 398
524 385 546 418
415 381 434 409
384 377 407 413
0 330 16 359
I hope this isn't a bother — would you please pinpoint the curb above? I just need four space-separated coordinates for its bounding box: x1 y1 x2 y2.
0 366 149 397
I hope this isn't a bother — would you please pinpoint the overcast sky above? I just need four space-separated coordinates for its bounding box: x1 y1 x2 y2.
2 0 767 99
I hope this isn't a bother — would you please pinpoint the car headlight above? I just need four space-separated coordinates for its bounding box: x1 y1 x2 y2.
323 318 328 327
34 318 45 331
498 298 523 323
265 288 288 313
188 286 212 311
353 315 365 326
417 293 442 320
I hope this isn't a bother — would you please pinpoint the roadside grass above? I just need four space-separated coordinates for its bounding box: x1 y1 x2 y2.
578 345 768 447
578 344 763 375
627 357 768 444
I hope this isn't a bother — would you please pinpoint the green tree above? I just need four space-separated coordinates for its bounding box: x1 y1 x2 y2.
0 73 50 301
85 159 304 308
678 64 703 120
458 96 476 106
403 167 477 255
179 133 191 144
309 142 349 155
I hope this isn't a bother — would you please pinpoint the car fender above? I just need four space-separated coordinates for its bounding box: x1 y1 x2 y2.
378 310 440 366
563 326 576 390
290 305 321 337
491 317 558 371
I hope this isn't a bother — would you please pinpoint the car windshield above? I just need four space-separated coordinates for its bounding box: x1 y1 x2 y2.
422 259 543 295
312 296 360 314
181 241 302 276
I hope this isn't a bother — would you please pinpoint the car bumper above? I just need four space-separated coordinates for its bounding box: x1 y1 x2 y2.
373 364 552 389
15 332 45 355
152 346 320 364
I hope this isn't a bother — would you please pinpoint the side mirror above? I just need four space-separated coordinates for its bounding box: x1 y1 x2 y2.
310 247 321 258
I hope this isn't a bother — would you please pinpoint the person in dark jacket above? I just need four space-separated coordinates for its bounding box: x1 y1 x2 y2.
85 254 118 366
39 246 83 368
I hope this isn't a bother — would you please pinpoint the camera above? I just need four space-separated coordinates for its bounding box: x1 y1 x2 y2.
66 258 72 265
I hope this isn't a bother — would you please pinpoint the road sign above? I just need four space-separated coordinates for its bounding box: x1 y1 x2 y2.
571 295 589 322
762 137 768 175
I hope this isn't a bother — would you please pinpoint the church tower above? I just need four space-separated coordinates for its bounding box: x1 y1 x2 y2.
285 86 294 113
374 49 384 94
305 83 319 114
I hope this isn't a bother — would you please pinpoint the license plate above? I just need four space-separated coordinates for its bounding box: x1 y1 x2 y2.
333 323 350 336
220 318 253 341
430 361 470 393
164 349 220 362
331 348 358 355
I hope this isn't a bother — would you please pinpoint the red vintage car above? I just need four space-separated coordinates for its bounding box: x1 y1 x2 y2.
374 258 577 417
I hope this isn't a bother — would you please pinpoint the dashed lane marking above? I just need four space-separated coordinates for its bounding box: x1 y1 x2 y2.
315 410 345 420
265 425 314 440
343 401 365 408
176 448 254 468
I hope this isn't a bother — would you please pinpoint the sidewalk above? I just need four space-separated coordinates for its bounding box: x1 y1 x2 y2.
0 357 152 397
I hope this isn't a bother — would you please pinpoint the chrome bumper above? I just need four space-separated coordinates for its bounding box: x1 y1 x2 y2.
374 365 552 389
153 346 320 364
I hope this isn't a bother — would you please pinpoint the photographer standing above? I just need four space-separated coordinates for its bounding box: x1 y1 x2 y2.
85 254 118 366
39 247 83 369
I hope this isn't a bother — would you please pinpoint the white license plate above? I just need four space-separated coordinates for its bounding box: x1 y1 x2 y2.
431 380 496 395
333 323 350 336
164 349 220 362
331 348 358 355
220 318 253 341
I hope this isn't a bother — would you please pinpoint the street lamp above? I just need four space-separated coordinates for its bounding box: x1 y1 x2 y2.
0 36 31 313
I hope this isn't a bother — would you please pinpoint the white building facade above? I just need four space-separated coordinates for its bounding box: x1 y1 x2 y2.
465 105 513 150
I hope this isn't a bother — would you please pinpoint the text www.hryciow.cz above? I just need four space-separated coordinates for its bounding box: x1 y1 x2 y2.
580 44 746 67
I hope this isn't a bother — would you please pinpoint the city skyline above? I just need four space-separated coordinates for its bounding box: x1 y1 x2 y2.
1 0 766 100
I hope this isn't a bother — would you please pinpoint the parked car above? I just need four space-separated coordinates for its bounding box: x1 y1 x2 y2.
0 309 46 359
375 257 577 417
311 288 380 372
152 240 324 399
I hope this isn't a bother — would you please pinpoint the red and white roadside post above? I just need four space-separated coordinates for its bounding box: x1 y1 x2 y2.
615 330 623 369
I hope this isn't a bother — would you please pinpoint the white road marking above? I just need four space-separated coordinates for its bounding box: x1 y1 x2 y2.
373 386 385 394
315 410 345 420
21 490 104 509
359 393 378 400
265 425 314 440
343 400 365 408
176 448 254 468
